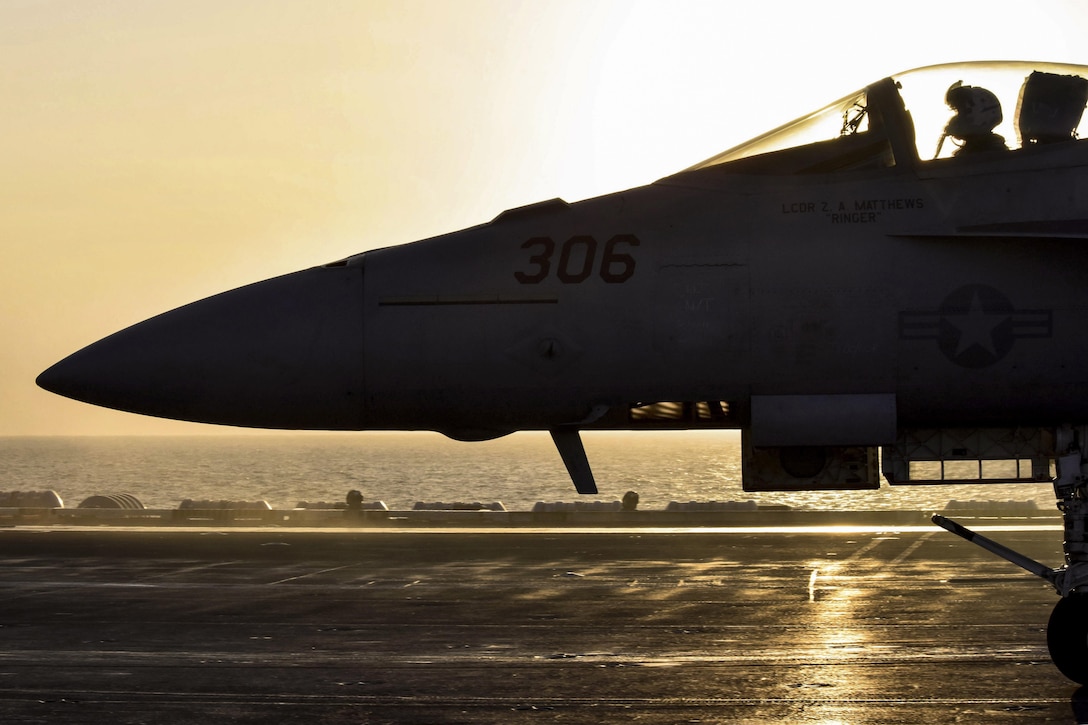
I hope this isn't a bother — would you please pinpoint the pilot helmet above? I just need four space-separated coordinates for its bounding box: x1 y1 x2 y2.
945 81 1003 138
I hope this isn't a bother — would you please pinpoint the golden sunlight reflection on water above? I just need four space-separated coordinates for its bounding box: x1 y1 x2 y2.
0 431 1060 512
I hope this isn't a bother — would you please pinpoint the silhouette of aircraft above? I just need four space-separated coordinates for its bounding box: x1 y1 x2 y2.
37 60 1088 682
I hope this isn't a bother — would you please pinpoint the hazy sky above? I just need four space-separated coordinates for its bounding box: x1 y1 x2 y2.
6 0 1088 435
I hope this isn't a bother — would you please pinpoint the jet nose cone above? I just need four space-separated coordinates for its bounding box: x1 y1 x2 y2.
37 264 365 429
36 360 86 399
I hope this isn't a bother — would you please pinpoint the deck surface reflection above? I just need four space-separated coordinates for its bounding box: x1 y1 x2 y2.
0 526 1079 723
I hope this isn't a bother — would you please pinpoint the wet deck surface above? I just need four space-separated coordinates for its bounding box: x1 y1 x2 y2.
0 526 1083 723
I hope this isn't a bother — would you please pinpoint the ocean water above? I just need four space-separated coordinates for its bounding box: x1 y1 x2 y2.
0 431 1058 512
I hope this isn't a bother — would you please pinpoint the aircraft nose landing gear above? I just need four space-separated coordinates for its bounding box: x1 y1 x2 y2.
934 425 1088 683
1046 439 1088 684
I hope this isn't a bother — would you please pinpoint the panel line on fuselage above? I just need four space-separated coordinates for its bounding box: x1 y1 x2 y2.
378 297 559 307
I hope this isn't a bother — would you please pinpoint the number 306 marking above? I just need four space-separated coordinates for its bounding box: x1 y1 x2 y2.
514 234 640 284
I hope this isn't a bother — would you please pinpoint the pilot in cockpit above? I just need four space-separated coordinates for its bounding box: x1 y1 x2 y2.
941 81 1007 155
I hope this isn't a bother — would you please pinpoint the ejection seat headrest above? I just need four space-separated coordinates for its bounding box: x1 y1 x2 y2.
1015 71 1088 145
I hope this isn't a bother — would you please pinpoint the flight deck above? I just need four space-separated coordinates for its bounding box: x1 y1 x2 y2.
0 523 1081 723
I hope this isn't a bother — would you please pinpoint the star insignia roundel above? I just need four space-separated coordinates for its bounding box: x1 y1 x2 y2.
899 284 1052 369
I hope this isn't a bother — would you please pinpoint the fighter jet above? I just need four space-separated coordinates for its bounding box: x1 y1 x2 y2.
36 60 1088 682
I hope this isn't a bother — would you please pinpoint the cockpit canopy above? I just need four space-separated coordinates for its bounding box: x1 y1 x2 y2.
683 61 1088 175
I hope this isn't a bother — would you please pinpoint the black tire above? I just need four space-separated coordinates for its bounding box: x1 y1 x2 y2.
1048 594 1088 683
